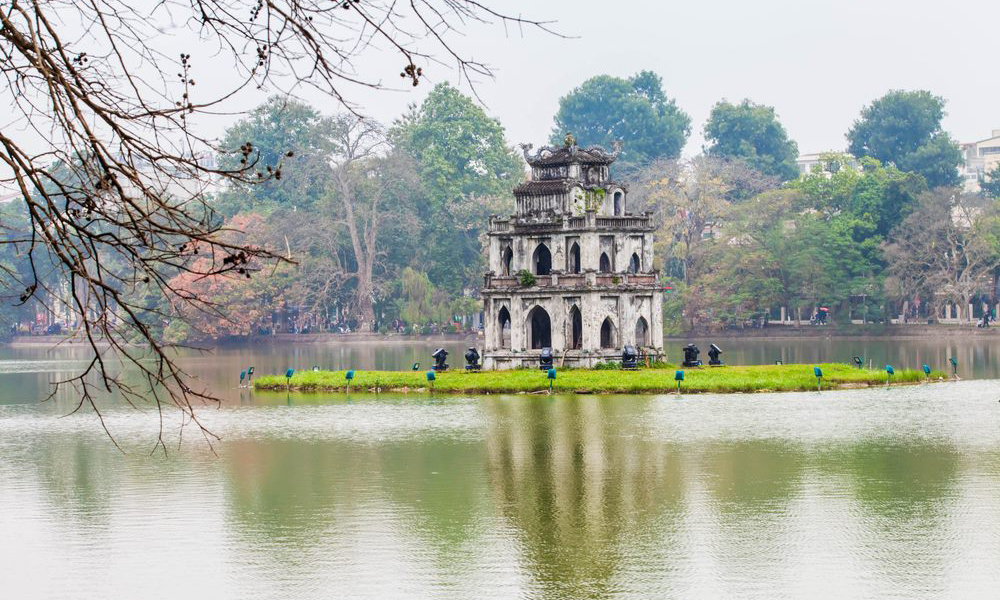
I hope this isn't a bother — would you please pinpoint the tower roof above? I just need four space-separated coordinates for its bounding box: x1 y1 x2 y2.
520 135 622 168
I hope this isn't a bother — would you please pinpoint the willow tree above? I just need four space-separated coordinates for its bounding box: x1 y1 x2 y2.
0 0 554 449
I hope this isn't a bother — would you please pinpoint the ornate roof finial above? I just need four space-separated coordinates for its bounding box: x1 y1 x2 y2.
519 142 534 163
611 140 623 158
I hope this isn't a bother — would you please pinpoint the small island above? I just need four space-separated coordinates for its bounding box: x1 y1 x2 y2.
254 363 943 395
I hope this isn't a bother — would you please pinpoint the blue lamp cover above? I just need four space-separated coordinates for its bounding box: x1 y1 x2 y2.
949 357 958 366
248 366 255 375
346 369 355 380
547 368 557 380
426 370 436 381
240 371 246 380
674 370 685 381
922 364 931 375
886 365 895 375
814 366 823 378
285 368 295 379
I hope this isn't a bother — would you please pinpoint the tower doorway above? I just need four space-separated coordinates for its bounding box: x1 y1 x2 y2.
533 243 552 276
600 317 616 349
569 305 583 349
527 306 552 349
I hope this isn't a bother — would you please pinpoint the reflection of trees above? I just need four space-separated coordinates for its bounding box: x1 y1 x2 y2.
817 441 960 594
482 396 685 599
699 440 805 596
223 436 489 569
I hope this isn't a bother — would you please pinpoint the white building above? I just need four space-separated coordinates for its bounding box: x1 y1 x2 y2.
959 129 1000 193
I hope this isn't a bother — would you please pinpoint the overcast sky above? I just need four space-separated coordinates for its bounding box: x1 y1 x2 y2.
271 0 999 156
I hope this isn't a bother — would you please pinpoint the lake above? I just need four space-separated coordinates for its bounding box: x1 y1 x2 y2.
1 338 999 599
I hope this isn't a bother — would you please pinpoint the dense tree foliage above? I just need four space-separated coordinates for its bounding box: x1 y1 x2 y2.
703 99 800 181
551 71 690 167
847 90 962 187
392 83 521 294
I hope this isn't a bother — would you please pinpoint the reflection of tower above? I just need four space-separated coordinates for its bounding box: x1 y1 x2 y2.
482 138 664 369
482 397 685 596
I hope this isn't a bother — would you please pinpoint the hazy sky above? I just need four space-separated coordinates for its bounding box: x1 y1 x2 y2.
280 0 1000 156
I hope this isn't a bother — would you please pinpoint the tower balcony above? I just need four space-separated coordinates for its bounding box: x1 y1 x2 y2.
483 271 660 292
487 212 653 235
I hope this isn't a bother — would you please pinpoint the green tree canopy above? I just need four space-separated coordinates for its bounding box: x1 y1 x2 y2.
703 99 799 181
846 90 961 187
550 71 690 167
792 154 926 244
217 96 333 214
392 83 520 294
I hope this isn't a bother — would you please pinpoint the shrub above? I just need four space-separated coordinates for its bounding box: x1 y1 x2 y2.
594 360 621 370
517 269 536 287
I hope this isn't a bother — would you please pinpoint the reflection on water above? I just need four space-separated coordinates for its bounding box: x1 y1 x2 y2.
1 344 1000 599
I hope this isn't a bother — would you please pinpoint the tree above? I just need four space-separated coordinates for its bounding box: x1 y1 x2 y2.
793 155 926 243
883 189 1000 322
0 0 553 447
634 156 775 283
392 83 520 294
216 97 333 215
704 99 799 181
847 90 962 187
551 71 690 168
325 117 420 331
981 164 1000 199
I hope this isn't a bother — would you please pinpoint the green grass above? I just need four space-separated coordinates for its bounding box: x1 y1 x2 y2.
254 363 945 395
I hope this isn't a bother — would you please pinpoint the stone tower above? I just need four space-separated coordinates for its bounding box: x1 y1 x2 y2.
481 136 664 369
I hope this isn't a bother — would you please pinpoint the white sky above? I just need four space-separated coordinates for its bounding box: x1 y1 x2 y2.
257 0 999 156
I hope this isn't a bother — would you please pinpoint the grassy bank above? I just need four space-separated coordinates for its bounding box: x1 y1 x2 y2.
254 363 944 395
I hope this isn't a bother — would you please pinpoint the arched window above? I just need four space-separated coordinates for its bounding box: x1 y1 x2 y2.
613 191 623 216
527 306 552 349
533 243 552 276
635 316 649 347
569 305 583 349
599 252 612 273
569 242 581 274
498 306 511 349
501 245 513 276
628 252 640 274
600 317 616 349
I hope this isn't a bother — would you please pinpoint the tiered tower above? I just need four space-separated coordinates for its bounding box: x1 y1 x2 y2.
482 136 664 369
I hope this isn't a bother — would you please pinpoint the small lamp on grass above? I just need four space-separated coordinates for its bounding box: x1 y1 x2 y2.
412 362 420 371
426 369 436 393
922 364 931 380
949 357 958 379
853 356 863 369
814 366 823 391
885 364 894 386
345 369 355 394
285 368 295 390
247 366 255 385
547 368 557 393
240 370 246 388
674 369 684 394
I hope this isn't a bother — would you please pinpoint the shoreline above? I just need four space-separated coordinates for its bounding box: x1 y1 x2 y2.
7 324 997 348
253 363 944 395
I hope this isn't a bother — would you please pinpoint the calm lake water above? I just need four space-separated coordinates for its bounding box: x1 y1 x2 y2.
1 339 999 599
